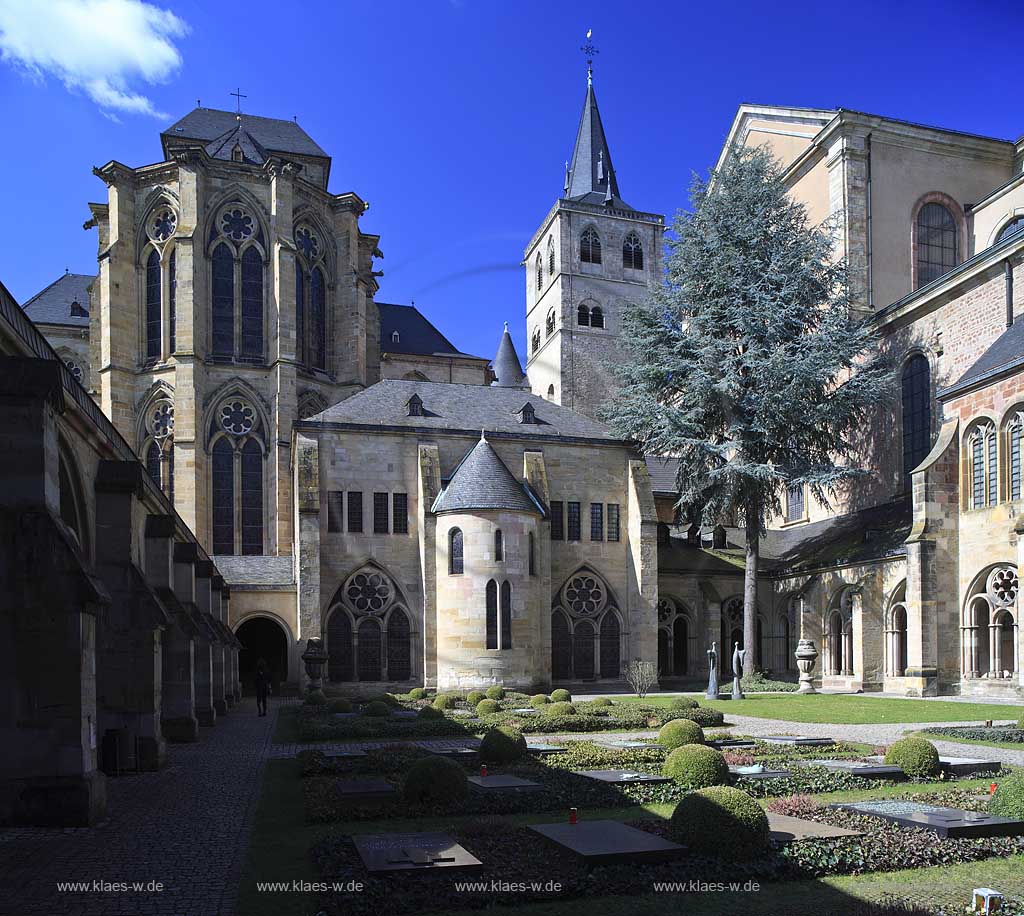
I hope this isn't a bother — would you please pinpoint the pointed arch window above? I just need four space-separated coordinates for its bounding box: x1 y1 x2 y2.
547 236 555 275
494 528 504 562
528 531 536 576
531 328 541 354
535 254 543 292
1008 412 1024 501
240 247 263 358
208 205 265 361
623 232 643 270
294 224 328 372
327 610 353 681
577 303 590 327
142 398 175 500
486 580 498 649
915 202 958 289
212 437 234 554
145 440 161 486
387 610 412 680
211 243 234 357
901 355 931 491
552 612 571 679
210 398 264 555
968 422 997 509
168 249 177 354
145 249 161 360
310 267 326 370
545 309 555 337
500 580 512 649
600 612 620 677
357 618 382 680
449 527 464 575
580 227 602 264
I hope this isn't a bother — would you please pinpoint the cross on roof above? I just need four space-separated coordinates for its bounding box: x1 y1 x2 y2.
230 87 247 114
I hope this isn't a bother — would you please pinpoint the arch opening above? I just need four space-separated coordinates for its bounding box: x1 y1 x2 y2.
236 616 289 693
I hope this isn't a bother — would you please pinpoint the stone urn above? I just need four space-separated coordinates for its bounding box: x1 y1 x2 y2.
301 636 329 703
795 639 819 694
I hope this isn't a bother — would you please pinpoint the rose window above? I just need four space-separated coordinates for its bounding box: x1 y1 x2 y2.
295 226 319 260
150 208 177 242
565 575 605 616
346 571 392 614
221 207 254 241
220 400 256 435
657 599 674 623
64 359 83 382
988 568 1019 607
150 401 174 439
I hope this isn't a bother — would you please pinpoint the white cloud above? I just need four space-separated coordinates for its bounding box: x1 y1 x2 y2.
0 0 188 118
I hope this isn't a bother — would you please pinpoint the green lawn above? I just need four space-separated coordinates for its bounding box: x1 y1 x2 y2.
616 693 1022 725
913 730 1024 753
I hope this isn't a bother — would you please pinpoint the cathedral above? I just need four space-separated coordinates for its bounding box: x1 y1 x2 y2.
5 59 1024 823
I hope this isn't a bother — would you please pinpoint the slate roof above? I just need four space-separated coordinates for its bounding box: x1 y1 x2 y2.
491 323 529 388
303 379 620 441
941 319 1024 398
377 302 484 359
564 77 632 210
658 536 746 576
432 435 543 515
162 109 329 160
212 555 295 587
22 273 93 327
646 456 681 495
202 123 270 165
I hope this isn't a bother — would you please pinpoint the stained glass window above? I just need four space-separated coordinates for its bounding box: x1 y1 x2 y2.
240 438 262 555
145 440 161 486
567 502 581 541
600 613 620 677
916 202 957 288
449 528 464 575
607 504 620 541
901 355 931 491
590 503 603 541
623 232 643 270
145 249 161 360
347 491 363 533
500 580 512 649
212 244 234 356
580 227 602 264
386 611 411 680
310 267 326 370
373 492 389 534
573 619 595 679
486 580 498 649
295 260 305 365
392 493 408 534
550 501 564 540
241 247 263 358
357 618 382 680
327 610 353 681
212 437 234 554
168 249 176 354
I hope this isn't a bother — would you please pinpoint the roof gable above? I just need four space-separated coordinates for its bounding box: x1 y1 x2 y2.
22 273 94 327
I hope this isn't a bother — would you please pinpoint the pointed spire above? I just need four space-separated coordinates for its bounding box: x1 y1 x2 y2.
564 71 628 208
491 322 529 389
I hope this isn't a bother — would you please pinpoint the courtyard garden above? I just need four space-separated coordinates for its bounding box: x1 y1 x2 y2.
242 690 1024 916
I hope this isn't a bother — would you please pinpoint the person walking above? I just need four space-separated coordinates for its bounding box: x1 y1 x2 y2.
255 659 271 717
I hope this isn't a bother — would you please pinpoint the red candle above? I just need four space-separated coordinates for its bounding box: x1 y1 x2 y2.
480 764 488 777
991 783 998 795
569 807 578 825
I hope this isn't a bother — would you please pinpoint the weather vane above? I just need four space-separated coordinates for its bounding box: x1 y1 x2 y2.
580 29 598 81
230 87 247 115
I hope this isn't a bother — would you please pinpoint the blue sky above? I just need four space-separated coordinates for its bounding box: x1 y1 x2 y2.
0 0 1021 361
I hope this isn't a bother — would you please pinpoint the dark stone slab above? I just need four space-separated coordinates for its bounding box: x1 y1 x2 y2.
353 832 482 874
807 760 906 780
833 800 1024 838
510 708 539 715
335 779 396 802
529 819 682 865
598 739 662 751
575 769 670 785
467 775 543 792
759 736 836 747
729 765 791 780
768 813 863 844
429 746 478 759
526 743 566 756
708 739 757 749
939 757 1001 777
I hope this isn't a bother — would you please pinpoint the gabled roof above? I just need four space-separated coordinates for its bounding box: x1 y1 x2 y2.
432 434 543 515
490 322 529 388
564 75 631 210
941 319 1024 399
202 123 269 165
161 108 329 160
377 302 484 359
22 273 94 327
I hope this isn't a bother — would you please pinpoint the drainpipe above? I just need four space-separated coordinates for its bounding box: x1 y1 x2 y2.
865 133 873 310
1007 260 1015 329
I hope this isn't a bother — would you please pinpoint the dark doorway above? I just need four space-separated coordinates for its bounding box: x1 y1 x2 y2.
237 617 288 694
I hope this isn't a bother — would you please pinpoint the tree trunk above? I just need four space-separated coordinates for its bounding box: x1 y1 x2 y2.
744 506 760 673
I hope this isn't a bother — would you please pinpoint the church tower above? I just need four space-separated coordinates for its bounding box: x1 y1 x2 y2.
524 64 664 420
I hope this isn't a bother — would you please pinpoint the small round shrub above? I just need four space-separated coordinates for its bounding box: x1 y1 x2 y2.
418 705 444 719
662 744 729 788
479 726 528 763
408 687 428 700
529 694 551 708
365 692 399 707
669 786 770 860
476 699 500 716
657 718 705 749
550 689 572 703
546 701 577 716
669 697 699 710
328 697 352 714
677 707 726 728
591 697 613 707
990 770 1024 819
403 756 468 805
432 694 456 710
485 685 505 700
884 737 940 777
467 691 486 707
362 700 391 717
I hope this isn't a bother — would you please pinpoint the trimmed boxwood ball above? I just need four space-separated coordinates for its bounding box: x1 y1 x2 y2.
476 699 500 716
328 697 352 714
362 700 392 717
669 786 770 860
408 687 428 700
418 705 444 720
662 744 729 788
432 694 456 710
479 726 528 763
466 691 486 706
676 707 726 727
657 718 705 749
529 694 551 708
550 689 572 702
366 692 399 706
591 697 613 707
403 755 468 805
990 770 1024 819
884 737 940 777
669 697 699 710
485 685 506 700
546 701 577 716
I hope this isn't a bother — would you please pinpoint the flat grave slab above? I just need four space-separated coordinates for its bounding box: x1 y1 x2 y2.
729 765 791 780
865 755 1001 777
833 800 1024 838
526 743 566 756
467 774 543 792
804 759 906 780
575 769 670 785
428 746 478 758
335 779 396 802
353 832 482 874
510 707 539 715
447 709 476 718
597 739 662 751
708 739 757 749
759 736 836 747
321 748 368 759
529 819 682 865
768 813 863 844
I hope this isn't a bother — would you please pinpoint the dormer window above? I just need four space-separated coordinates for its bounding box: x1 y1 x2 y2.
517 403 537 424
392 330 400 344
407 393 424 417
69 299 88 318
232 145 244 162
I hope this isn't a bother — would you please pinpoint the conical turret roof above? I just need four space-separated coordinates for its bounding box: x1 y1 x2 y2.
564 75 631 210
490 322 529 388
432 434 542 515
